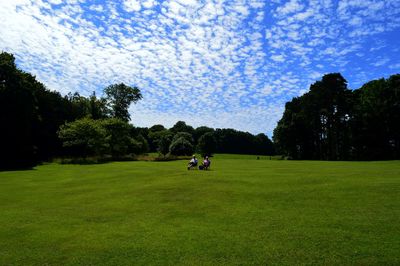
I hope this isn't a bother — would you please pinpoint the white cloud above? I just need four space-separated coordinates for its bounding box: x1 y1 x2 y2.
47 0 63 4
0 0 399 135
372 57 390 67
142 0 156 9
271 54 285 62
123 0 141 12
175 0 198 6
388 63 400 69
89 4 104 12
348 16 362 26
276 0 304 16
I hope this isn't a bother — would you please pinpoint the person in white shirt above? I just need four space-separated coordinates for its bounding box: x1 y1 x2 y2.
187 155 198 170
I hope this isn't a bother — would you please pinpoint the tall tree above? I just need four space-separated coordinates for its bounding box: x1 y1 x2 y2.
273 97 310 159
308 73 352 160
273 72 400 160
193 126 214 144
0 52 39 168
89 91 108 119
170 121 194 135
155 130 173 157
197 132 217 157
254 133 275 155
386 74 400 158
101 118 134 158
351 75 400 159
104 83 142 121
149 124 166 132
273 73 352 160
34 87 73 159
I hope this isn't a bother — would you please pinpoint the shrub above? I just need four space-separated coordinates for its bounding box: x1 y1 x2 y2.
169 137 194 156
58 117 108 157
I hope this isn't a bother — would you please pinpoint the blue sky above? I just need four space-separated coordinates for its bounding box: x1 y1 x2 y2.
1 0 399 136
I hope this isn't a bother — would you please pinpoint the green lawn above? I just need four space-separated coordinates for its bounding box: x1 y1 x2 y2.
0 155 399 265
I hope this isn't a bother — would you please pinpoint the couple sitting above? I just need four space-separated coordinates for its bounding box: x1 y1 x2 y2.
187 155 211 170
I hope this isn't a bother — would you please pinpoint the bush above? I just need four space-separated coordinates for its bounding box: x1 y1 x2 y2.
130 134 149 154
169 137 194 156
58 117 108 157
100 118 133 157
172 132 193 144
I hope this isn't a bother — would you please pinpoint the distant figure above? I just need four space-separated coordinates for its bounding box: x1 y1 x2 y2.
199 156 211 170
187 155 198 170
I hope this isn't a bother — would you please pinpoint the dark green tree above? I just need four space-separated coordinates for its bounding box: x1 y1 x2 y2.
149 124 166 132
169 137 194 156
193 126 214 144
351 75 400 159
273 97 308 159
89 91 108 119
66 92 92 119
213 128 268 155
146 124 167 151
155 130 173 157
130 126 150 151
170 121 194 135
58 117 108 157
101 118 133 158
254 133 275 155
104 83 142 121
130 134 149 154
387 74 400 158
172 132 194 144
34 88 74 159
273 73 352 160
148 129 172 154
308 73 352 160
0 52 39 168
197 132 217 157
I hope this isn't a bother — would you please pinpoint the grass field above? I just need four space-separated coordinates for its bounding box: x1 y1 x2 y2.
0 155 399 265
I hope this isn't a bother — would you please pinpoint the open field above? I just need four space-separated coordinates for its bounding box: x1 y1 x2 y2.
0 155 399 265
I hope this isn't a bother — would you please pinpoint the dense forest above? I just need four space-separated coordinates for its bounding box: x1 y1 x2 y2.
273 73 400 160
0 52 274 169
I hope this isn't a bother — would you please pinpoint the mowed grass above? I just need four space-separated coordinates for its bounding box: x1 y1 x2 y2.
0 156 399 265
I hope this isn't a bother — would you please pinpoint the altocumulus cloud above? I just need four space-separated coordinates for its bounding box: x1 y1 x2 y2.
1 0 400 135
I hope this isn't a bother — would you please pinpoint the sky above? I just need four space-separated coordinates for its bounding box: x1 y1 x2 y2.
1 0 400 136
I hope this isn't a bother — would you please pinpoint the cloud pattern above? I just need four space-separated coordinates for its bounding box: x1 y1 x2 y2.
1 0 399 135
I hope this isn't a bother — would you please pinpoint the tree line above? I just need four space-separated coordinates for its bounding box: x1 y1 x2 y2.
0 52 274 169
273 73 400 160
3 51 398 168
132 121 275 158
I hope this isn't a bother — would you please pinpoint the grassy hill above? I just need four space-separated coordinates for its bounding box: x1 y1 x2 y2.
0 155 399 265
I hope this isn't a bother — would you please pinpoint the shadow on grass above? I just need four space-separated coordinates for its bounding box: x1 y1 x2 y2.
1 154 194 168
55 156 131 165
54 154 190 165
0 164 37 171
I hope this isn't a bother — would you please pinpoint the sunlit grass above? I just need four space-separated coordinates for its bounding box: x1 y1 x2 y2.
0 156 399 265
